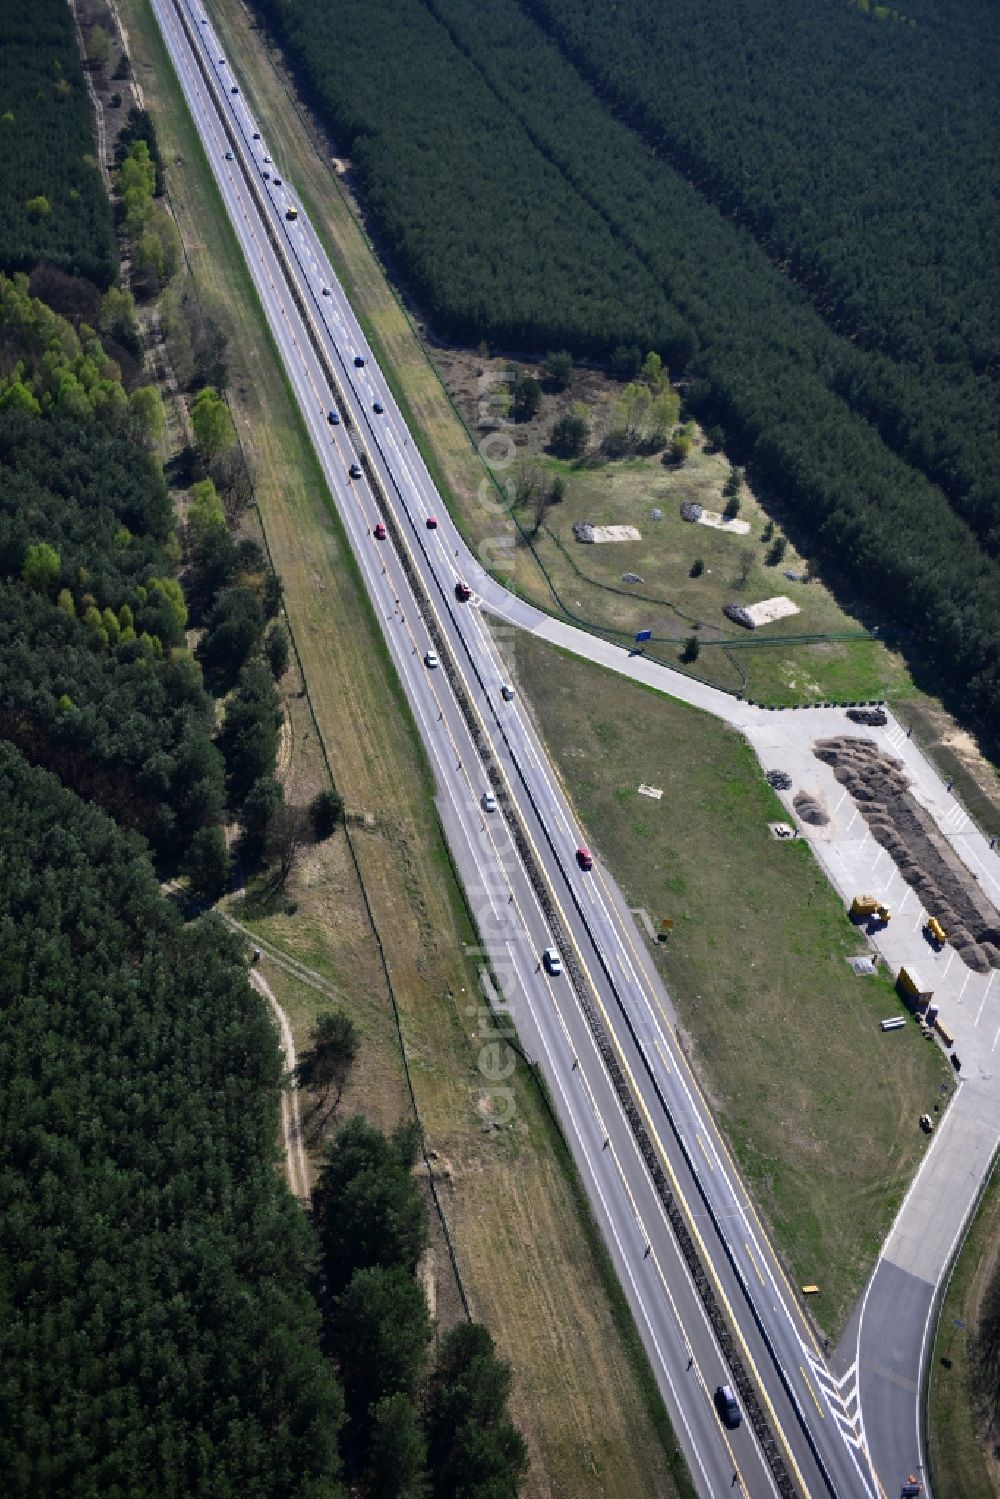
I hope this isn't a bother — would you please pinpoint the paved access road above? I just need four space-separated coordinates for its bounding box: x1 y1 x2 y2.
152 2 899 1492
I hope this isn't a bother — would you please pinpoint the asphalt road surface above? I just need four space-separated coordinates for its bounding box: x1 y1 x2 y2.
151 3 891 1491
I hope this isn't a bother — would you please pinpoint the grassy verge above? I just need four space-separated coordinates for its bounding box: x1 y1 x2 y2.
514 631 951 1336
927 1158 1000 1499
123 2 690 1491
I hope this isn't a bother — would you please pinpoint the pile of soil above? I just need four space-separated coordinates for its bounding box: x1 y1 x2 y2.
814 737 1000 971
767 769 792 790
793 791 829 826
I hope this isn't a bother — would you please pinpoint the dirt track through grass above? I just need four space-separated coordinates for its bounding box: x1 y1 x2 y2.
122 2 691 1490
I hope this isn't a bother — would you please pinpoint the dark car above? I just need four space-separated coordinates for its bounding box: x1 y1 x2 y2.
455 582 472 602
349 462 363 480
327 409 340 425
230 85 239 94
272 177 282 186
321 287 330 296
426 516 438 530
354 354 366 368
714 1385 741 1429
224 150 233 161
252 131 260 140
373 400 384 414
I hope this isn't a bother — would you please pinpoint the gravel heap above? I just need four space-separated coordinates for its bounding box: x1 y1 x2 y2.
814 737 1000 972
846 708 888 726
766 769 792 790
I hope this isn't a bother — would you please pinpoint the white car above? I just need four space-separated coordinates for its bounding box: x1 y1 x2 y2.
482 792 498 813
424 651 439 669
543 947 563 976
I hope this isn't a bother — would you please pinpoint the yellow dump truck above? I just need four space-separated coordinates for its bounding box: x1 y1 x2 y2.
850 894 891 925
285 205 298 221
926 916 947 946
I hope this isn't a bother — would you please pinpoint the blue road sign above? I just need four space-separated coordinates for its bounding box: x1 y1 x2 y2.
635 629 652 642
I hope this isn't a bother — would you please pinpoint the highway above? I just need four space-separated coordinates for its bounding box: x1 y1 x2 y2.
151 2 886 1491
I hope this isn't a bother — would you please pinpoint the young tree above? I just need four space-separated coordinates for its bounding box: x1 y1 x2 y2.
640 350 667 391
512 372 541 421
505 457 540 511
185 823 229 899
309 787 344 839
313 1116 429 1295
423 1323 528 1499
736 546 756 589
723 491 741 520
541 349 572 388
128 384 165 447
365 1394 429 1499
265 621 290 680
332 1266 432 1426
723 466 743 501
214 446 255 526
670 424 694 465
99 285 141 357
269 809 308 887
647 388 681 447
681 635 700 663
197 586 265 689
238 775 284 861
268 802 308 885
767 536 788 565
550 406 589 457
220 657 281 802
21 542 60 595
191 386 236 467
87 25 111 73
529 476 565 537
690 557 705 577
610 343 642 380
300 1010 358 1100
187 477 226 550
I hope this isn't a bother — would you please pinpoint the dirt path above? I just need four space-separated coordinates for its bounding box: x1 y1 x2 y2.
250 967 310 1201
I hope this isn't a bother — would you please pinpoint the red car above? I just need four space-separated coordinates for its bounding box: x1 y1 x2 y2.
373 522 387 540
455 581 472 602
576 846 593 871
426 515 438 530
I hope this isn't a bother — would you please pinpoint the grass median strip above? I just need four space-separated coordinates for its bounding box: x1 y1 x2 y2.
123 2 690 1492
514 631 952 1337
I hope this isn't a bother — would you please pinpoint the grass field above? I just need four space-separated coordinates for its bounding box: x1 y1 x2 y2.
122 2 693 1491
503 433 913 705
514 631 951 1336
927 1161 1000 1499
